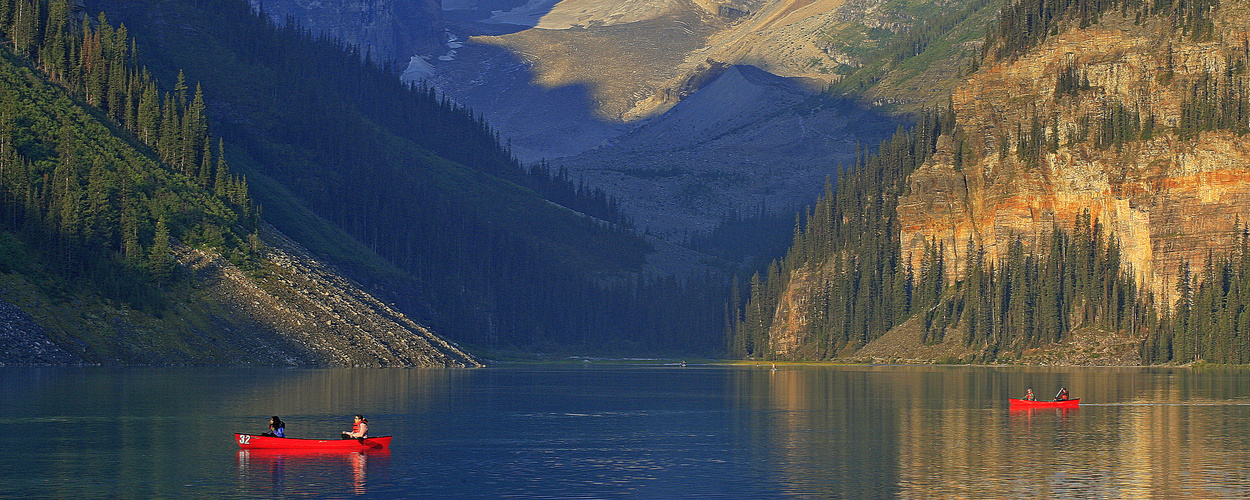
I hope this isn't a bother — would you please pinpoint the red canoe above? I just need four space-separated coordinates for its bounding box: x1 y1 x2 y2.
235 433 392 450
1009 398 1079 408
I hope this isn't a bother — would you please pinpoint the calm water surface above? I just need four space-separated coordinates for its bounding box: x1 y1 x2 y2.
4 364 1250 498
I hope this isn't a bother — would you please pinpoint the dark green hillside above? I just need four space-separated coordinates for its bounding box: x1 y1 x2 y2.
0 3 254 311
87 0 726 353
0 2 323 364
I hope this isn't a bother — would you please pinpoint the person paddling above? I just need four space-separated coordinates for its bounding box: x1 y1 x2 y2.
1054 387 1070 401
1024 388 1036 401
262 416 285 437
342 414 368 439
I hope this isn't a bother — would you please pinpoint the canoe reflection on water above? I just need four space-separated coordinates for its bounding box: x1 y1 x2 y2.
237 447 391 495
1009 405 1079 429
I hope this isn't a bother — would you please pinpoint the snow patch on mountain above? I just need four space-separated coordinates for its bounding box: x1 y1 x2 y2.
401 56 437 83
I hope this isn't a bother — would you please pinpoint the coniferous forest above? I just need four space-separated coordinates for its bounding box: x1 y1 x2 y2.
727 111 951 359
2 0 728 355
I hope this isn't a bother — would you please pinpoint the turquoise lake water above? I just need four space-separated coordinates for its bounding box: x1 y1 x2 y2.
4 364 1250 498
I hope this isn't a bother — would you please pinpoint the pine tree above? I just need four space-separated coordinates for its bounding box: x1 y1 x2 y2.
149 216 172 284
214 138 230 198
136 78 159 145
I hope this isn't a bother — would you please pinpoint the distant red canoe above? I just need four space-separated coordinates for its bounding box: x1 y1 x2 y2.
1009 398 1079 408
235 433 391 450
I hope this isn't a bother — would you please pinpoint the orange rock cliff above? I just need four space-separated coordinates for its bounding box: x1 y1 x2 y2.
897 7 1250 297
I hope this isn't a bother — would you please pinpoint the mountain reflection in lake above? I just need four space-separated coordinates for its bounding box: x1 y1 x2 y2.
3 365 1250 498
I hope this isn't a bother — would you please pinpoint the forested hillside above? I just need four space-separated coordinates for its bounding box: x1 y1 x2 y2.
1 0 255 310
83 0 727 354
726 112 955 359
0 0 484 366
732 0 1250 365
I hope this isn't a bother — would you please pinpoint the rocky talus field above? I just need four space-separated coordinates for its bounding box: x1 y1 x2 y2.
178 226 482 367
0 225 481 367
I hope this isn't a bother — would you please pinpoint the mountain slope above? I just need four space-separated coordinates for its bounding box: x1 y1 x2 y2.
1 225 481 367
414 0 991 251
90 0 727 354
556 65 899 240
0 12 477 366
735 0 1250 364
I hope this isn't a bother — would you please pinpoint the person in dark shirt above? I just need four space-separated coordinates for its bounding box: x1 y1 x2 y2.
262 416 285 437
1054 387 1070 401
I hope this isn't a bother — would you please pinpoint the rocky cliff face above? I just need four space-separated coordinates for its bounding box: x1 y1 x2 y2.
251 0 444 63
897 9 1250 295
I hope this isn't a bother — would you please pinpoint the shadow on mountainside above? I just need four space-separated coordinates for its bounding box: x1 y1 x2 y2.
422 38 632 162
426 15 904 244
551 65 903 242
